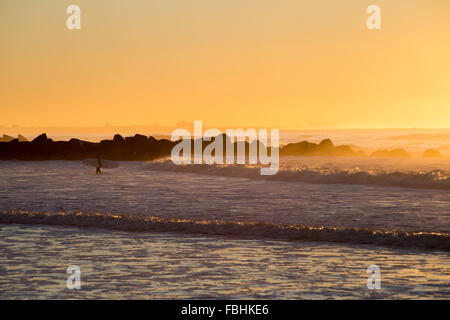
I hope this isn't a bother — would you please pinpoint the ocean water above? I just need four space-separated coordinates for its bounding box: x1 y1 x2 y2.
0 159 449 299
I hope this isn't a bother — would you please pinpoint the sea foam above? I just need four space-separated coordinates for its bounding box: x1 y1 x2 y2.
1 211 448 251
143 160 450 190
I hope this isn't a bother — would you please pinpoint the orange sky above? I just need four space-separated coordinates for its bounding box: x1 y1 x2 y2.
1 0 450 129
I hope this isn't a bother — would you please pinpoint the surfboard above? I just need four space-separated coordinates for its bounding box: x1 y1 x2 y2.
83 158 119 169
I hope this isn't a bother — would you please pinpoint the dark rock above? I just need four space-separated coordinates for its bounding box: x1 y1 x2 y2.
280 141 319 156
333 145 365 157
0 134 14 142
32 133 50 144
371 148 411 158
113 134 125 143
319 139 334 149
422 149 444 158
69 138 82 144
0 133 369 161
133 134 148 144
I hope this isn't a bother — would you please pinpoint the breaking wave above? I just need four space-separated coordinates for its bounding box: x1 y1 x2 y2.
144 161 450 190
1 211 448 251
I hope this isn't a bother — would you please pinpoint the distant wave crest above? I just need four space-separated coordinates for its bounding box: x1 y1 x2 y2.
1 211 448 251
144 161 450 190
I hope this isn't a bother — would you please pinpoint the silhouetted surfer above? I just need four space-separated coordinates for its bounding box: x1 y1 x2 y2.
96 152 102 174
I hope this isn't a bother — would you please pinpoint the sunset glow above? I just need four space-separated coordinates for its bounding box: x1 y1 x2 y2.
1 0 450 129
